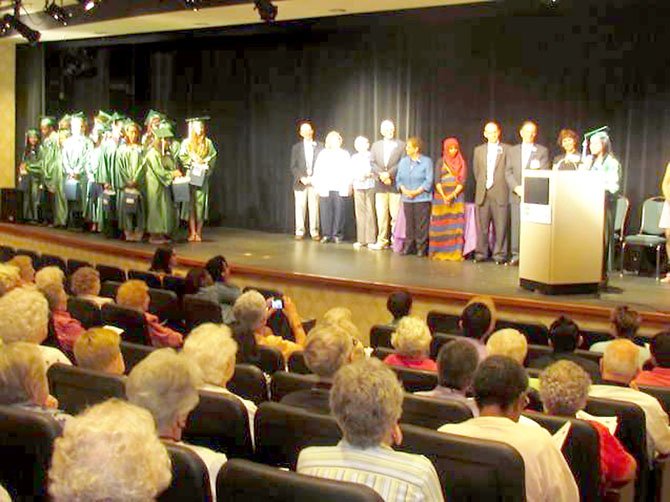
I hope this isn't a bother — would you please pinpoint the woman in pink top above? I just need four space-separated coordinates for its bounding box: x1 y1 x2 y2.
384 316 437 371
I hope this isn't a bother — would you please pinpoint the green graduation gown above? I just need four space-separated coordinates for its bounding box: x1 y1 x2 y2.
144 148 176 234
21 147 42 221
37 133 68 227
178 137 217 222
116 143 145 233
62 135 93 216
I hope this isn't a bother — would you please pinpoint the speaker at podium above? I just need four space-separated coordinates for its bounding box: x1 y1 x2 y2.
519 170 605 294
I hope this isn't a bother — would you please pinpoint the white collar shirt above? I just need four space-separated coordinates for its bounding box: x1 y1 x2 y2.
522 143 534 169
303 139 315 174
486 143 500 190
383 139 396 167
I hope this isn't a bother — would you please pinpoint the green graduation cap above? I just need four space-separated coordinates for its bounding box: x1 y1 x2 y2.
39 116 57 128
583 126 610 141
111 112 126 123
95 110 112 125
144 109 165 126
25 128 40 138
59 114 72 130
153 121 175 139
70 111 86 120
185 116 210 124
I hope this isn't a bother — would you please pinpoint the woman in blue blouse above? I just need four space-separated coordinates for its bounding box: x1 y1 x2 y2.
396 137 434 257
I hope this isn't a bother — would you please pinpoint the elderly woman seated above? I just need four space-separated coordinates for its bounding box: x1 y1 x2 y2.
73 328 125 375
539 360 637 489
297 358 444 501
182 323 256 425
35 266 85 353
7 255 34 284
384 316 437 371
0 286 70 367
0 263 21 296
49 399 172 501
0 341 70 426
486 328 528 365
116 280 182 348
232 290 306 363
280 323 355 414
69 266 112 307
126 348 225 498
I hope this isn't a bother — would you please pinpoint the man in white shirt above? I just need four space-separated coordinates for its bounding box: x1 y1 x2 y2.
439 356 579 502
297 358 444 502
589 339 670 458
290 121 323 241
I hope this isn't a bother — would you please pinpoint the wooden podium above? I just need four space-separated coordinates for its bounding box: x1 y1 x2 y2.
519 170 604 294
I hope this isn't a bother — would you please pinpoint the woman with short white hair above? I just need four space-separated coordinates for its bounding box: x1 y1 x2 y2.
0 286 70 367
69 266 112 307
7 255 34 284
126 348 226 499
0 264 21 296
486 328 528 365
384 316 437 371
49 398 172 501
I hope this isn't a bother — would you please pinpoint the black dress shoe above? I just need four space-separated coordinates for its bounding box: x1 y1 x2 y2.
508 258 519 266
473 256 487 263
399 248 413 256
320 237 331 244
494 259 507 265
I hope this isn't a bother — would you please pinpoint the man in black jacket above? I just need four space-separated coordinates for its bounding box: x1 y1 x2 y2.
290 121 323 240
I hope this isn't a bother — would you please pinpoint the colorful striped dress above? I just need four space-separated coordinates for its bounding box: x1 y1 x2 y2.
429 165 465 261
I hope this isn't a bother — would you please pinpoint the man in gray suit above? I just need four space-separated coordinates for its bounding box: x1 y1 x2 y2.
473 122 510 264
369 120 405 250
505 121 550 266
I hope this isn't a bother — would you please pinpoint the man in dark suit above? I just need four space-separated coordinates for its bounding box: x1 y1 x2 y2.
473 122 510 264
290 121 323 240
369 120 405 250
505 121 550 266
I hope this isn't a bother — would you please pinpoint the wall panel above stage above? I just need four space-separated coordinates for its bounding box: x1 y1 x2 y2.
19 2 670 232
0 43 15 190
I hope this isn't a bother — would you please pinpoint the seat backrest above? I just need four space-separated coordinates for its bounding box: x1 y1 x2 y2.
391 365 438 392
0 245 15 262
640 197 666 236
525 343 552 366
99 280 122 299
101 303 150 345
258 345 285 374
183 390 254 459
128 269 162 288
183 295 223 332
47 363 126 415
371 346 394 360
67 297 102 329
228 363 269 404
524 411 601 502
254 402 342 468
96 264 127 283
580 329 613 349
426 310 461 335
162 275 187 299
0 404 61 501
287 350 311 374
270 371 317 402
148 288 181 324
120 341 155 374
615 195 630 235
66 258 91 276
370 324 395 348
399 423 526 501
401 393 473 429
496 319 549 345
638 385 670 413
429 332 460 359
159 443 212 502
37 253 66 272
217 459 384 502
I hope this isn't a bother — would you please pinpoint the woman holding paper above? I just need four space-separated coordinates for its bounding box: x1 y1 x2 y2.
178 117 217 242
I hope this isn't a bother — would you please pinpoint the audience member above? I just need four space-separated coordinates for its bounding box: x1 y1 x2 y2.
539 360 636 489
415 339 479 416
73 327 125 374
634 332 670 387
384 316 437 371
116 279 183 348
529 316 601 383
149 245 176 275
281 323 354 413
0 341 70 426
590 306 650 368
486 328 528 365
69 266 112 307
297 358 444 502
49 399 172 501
319 307 365 361
204 255 241 324
0 263 21 296
438 356 579 502
0 286 71 367
589 339 670 458
182 323 257 426
126 348 225 498
386 290 412 326
459 296 497 360
7 255 34 284
35 266 85 352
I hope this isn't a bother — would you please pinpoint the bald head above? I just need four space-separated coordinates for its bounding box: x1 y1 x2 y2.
601 339 640 383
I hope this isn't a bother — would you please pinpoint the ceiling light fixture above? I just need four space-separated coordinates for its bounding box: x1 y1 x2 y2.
254 0 277 23
44 1 71 25
1 13 40 43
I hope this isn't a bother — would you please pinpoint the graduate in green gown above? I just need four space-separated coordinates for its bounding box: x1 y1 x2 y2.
144 122 182 244
18 128 42 222
39 116 69 227
62 113 93 228
142 109 165 150
116 121 146 241
32 117 58 224
178 117 217 242
96 113 125 236
86 112 112 231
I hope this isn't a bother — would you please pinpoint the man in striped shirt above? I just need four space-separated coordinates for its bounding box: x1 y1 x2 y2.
297 358 444 502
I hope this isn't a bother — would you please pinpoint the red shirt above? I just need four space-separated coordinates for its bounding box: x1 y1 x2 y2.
633 367 670 388
145 312 183 348
383 353 437 372
53 309 85 352
587 420 636 488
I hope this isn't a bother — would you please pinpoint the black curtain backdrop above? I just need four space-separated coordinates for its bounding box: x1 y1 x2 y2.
19 2 670 234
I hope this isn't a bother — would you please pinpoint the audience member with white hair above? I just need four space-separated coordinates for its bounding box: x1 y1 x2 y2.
126 348 226 498
7 255 35 284
539 360 636 489
350 135 377 249
49 398 172 501
0 286 70 367
0 263 22 295
0 341 70 426
69 266 112 307
297 358 444 502
486 328 528 365
73 327 125 374
589 339 670 458
281 323 355 414
384 316 437 371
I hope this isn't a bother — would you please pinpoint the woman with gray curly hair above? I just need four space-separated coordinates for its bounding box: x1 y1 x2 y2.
297 358 444 502
69 266 112 307
539 360 636 488
384 316 437 371
49 398 172 501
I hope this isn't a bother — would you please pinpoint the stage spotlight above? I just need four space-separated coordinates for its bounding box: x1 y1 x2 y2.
45 2 71 25
181 0 203 11
1 14 40 43
254 0 277 23
77 0 98 11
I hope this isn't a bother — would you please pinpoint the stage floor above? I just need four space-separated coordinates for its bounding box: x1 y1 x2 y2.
6 224 669 315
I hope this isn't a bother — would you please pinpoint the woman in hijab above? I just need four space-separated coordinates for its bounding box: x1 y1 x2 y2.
429 137 466 261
